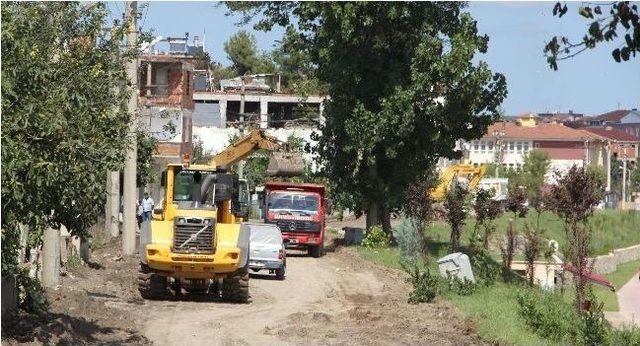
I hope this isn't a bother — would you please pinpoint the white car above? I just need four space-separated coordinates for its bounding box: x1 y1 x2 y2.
247 223 287 280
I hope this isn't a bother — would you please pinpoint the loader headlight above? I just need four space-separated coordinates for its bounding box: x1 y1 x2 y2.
204 218 214 225
177 217 186 225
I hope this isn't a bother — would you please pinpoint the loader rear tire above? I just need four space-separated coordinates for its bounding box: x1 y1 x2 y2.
138 263 167 300
221 265 250 303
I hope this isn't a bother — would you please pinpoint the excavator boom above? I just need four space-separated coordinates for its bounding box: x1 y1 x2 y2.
430 164 487 201
209 129 305 176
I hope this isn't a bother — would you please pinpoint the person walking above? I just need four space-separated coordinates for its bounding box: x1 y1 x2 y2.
141 192 154 222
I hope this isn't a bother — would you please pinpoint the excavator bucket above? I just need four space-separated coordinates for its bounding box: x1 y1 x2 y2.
266 152 306 176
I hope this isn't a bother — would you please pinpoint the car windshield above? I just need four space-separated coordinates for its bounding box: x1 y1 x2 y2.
268 192 319 214
249 225 282 245
173 170 216 209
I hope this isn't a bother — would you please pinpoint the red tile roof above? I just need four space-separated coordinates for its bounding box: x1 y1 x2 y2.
482 122 604 141
595 110 631 122
583 127 640 142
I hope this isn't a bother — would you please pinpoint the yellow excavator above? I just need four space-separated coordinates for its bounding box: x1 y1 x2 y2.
430 164 487 201
138 130 304 301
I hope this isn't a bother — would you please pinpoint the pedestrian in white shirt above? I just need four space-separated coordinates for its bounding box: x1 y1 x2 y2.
141 192 154 221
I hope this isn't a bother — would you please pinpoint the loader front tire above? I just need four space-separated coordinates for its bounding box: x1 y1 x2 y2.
221 265 250 303
138 263 167 299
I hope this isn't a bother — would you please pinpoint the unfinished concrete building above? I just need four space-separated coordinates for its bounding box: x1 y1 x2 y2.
138 35 202 164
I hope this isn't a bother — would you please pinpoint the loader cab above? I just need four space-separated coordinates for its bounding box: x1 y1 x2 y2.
156 164 247 224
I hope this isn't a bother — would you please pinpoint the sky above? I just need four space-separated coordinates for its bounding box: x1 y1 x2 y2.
108 1 640 116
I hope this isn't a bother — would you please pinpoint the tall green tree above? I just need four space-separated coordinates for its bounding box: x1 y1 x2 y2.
224 30 276 76
1 3 132 274
226 2 507 233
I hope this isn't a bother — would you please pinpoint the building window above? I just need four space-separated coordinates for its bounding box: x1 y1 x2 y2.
509 141 515 153
516 141 523 153
473 141 479 152
524 142 530 152
488 141 494 151
480 141 486 153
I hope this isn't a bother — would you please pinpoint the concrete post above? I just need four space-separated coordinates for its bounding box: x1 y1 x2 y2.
219 100 227 128
260 99 268 129
122 0 138 256
105 171 120 237
606 142 612 192
42 227 60 288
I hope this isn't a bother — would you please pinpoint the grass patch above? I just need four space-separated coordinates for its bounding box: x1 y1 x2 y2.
426 210 640 256
354 246 549 345
564 259 640 312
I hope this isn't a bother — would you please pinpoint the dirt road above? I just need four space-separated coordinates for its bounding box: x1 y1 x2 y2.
3 227 481 345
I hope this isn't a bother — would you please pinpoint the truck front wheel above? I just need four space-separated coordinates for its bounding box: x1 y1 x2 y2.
221 265 250 303
309 244 324 258
138 263 167 299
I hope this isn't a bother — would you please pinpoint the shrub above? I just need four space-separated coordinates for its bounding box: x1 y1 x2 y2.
446 276 477 296
393 218 422 261
579 299 609 346
401 261 440 304
517 288 581 342
470 249 501 286
362 225 390 249
16 268 49 314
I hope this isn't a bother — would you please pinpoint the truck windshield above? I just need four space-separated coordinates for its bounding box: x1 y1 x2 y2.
268 192 319 214
173 170 216 209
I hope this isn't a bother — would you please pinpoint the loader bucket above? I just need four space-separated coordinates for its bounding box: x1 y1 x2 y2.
266 152 305 176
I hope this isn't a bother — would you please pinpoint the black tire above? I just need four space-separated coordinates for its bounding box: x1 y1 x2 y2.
309 244 324 258
275 265 286 280
138 263 167 299
221 265 250 303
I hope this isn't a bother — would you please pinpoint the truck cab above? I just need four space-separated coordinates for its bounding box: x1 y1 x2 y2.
263 182 326 257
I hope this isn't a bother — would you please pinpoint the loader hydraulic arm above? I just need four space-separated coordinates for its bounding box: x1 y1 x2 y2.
210 130 286 168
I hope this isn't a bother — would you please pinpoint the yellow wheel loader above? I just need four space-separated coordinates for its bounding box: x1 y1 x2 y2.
138 130 304 301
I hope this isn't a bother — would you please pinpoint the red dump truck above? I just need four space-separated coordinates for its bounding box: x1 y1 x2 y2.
263 182 327 257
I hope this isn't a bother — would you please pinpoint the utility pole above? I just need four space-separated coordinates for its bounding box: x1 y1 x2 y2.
122 1 138 255
622 146 628 210
238 76 246 178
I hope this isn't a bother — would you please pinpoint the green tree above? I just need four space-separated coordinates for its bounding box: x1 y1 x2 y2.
1 3 132 275
272 26 327 94
223 30 276 76
226 2 508 234
224 30 258 76
545 1 639 70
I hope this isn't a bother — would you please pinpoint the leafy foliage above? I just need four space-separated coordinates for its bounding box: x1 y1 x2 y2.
473 188 503 249
401 261 440 304
517 288 581 341
16 268 49 314
362 225 391 249
137 131 158 187
444 184 469 252
403 176 436 261
545 1 639 69
2 3 132 275
226 2 508 235
222 30 278 78
522 223 544 286
470 248 501 286
500 219 518 282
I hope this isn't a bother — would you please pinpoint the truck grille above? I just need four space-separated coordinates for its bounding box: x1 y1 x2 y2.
173 218 215 254
274 220 320 232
